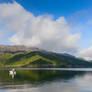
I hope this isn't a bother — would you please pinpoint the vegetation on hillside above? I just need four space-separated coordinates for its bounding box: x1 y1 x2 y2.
0 51 92 68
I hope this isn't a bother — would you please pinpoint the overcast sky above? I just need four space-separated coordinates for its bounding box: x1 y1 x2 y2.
0 0 92 60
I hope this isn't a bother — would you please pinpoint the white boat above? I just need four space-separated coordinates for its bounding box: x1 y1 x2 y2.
9 71 16 75
9 69 16 75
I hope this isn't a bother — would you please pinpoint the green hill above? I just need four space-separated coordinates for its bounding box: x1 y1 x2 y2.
0 51 92 68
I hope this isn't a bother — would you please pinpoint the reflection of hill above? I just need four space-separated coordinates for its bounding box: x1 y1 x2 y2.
0 70 86 85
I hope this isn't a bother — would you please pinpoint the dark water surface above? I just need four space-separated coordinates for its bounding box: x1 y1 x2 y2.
0 68 92 92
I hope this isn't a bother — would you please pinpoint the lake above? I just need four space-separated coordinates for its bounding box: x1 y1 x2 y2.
0 68 92 92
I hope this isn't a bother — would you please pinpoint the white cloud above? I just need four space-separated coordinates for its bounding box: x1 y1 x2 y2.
0 1 80 54
77 46 92 60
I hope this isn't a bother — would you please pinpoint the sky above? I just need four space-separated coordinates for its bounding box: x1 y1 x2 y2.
0 0 92 60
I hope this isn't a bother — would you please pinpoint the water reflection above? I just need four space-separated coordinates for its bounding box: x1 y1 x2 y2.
0 69 92 92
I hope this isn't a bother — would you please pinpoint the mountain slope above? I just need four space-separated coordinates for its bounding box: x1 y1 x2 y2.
0 51 91 68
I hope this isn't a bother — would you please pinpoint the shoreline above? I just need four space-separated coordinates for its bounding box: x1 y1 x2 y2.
1 67 92 71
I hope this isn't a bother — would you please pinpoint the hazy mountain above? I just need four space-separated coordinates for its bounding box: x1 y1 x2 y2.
0 45 39 52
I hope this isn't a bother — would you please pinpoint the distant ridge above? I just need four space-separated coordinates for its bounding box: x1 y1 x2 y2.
0 45 39 52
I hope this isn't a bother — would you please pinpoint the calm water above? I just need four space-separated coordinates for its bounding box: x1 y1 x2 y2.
0 68 92 92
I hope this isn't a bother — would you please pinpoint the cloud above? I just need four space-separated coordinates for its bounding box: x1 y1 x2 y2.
0 1 80 53
77 46 92 60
